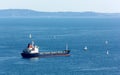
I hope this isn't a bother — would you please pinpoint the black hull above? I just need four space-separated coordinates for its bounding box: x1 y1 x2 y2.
21 50 70 58
21 53 40 58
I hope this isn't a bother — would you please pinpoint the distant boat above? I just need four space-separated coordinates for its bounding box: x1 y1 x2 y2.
21 34 70 58
105 40 109 55
84 46 88 51
106 50 109 55
105 40 108 44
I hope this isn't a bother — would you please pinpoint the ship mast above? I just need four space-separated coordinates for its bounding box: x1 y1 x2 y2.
66 44 68 50
29 34 32 39
29 34 34 45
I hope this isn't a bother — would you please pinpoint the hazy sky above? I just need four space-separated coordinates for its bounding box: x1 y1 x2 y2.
0 0 120 13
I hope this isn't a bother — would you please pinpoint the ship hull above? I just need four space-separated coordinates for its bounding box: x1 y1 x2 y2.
21 53 40 58
21 50 70 58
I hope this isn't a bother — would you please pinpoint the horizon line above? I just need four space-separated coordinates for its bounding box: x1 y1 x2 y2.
0 8 120 14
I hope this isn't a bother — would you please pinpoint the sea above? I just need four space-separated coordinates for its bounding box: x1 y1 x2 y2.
0 18 120 75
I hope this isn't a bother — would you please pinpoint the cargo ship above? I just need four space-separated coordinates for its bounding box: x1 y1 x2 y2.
21 34 70 58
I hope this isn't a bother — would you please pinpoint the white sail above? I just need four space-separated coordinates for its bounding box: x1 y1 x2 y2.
106 50 109 55
105 40 109 55
84 46 87 50
105 40 108 44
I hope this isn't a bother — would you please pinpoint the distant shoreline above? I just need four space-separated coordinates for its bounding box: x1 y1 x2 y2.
0 9 120 18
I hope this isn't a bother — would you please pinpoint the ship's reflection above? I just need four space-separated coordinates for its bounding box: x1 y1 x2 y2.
29 57 39 61
22 57 39 61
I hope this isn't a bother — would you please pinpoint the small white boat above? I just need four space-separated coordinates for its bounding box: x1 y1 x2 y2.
106 50 109 55
105 40 109 55
84 46 88 51
105 40 108 44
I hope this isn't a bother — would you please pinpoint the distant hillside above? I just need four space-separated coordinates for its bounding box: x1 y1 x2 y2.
0 9 120 18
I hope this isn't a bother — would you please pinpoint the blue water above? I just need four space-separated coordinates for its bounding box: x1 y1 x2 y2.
0 18 120 75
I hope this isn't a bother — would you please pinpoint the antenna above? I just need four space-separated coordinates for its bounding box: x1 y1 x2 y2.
29 34 34 43
32 41 34 45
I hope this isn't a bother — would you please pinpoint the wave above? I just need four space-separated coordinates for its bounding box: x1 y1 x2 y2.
0 56 18 61
0 46 8 48
80 67 118 71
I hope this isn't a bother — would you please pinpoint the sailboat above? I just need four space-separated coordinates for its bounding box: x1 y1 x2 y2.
84 46 88 51
105 40 108 45
106 50 109 55
105 40 109 55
